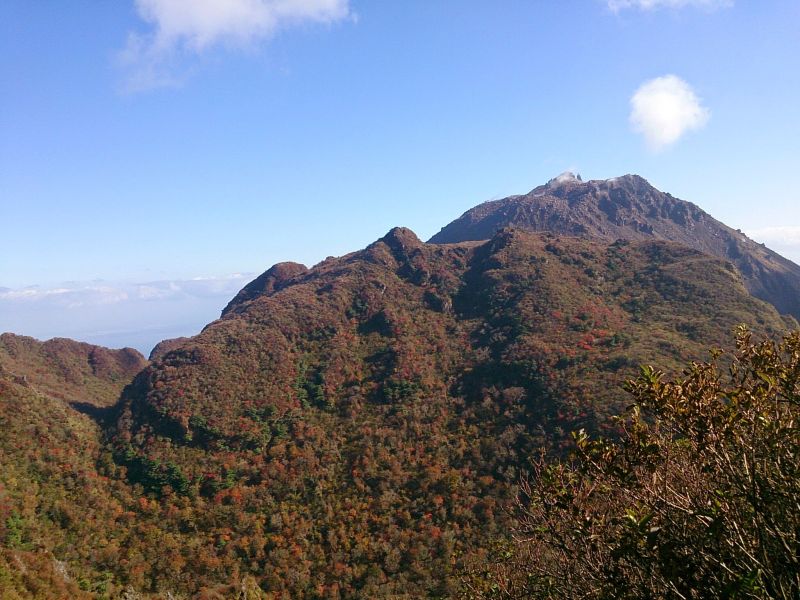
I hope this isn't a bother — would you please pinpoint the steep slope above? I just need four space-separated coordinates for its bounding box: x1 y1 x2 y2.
429 173 800 320
0 375 120 598
0 369 242 599
0 333 146 407
109 227 794 597
0 338 159 598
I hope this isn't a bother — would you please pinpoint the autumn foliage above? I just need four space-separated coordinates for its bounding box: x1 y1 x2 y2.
465 327 800 599
0 228 796 598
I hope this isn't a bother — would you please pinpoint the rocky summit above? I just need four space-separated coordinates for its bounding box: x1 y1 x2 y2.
430 173 800 320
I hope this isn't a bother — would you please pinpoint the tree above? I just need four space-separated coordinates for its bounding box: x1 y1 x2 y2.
465 326 800 599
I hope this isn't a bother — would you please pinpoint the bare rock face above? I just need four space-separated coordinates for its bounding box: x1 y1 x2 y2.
430 174 800 320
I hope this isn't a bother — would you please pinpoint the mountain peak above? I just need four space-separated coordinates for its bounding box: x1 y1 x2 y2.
380 226 422 249
377 227 423 260
428 174 800 320
221 261 308 316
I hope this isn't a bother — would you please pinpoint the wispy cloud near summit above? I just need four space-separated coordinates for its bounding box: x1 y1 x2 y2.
120 0 352 91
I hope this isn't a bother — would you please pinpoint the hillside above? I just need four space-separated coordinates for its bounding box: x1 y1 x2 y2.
430 174 800 320
148 337 191 362
0 333 146 407
0 337 150 598
0 374 126 599
106 227 794 597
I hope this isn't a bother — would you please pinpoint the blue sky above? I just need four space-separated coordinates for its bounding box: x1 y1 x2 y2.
2 0 799 353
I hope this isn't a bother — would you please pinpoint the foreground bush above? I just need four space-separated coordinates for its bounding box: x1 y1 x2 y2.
466 327 800 599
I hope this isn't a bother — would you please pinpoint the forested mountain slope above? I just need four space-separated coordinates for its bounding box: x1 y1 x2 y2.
0 338 149 598
104 227 793 597
0 333 146 407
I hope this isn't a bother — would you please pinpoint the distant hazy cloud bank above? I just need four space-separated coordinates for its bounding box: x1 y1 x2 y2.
746 227 800 264
0 274 253 355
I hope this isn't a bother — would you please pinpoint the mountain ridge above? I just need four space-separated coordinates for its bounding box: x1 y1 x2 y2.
106 225 794 596
0 332 147 407
429 173 800 320
2 175 800 597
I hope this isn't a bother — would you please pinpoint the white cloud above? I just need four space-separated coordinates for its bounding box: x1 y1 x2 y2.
745 226 800 264
120 0 352 91
0 274 255 354
608 0 732 11
747 227 800 247
0 275 249 308
0 287 71 300
136 283 180 300
549 171 582 186
629 75 710 151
